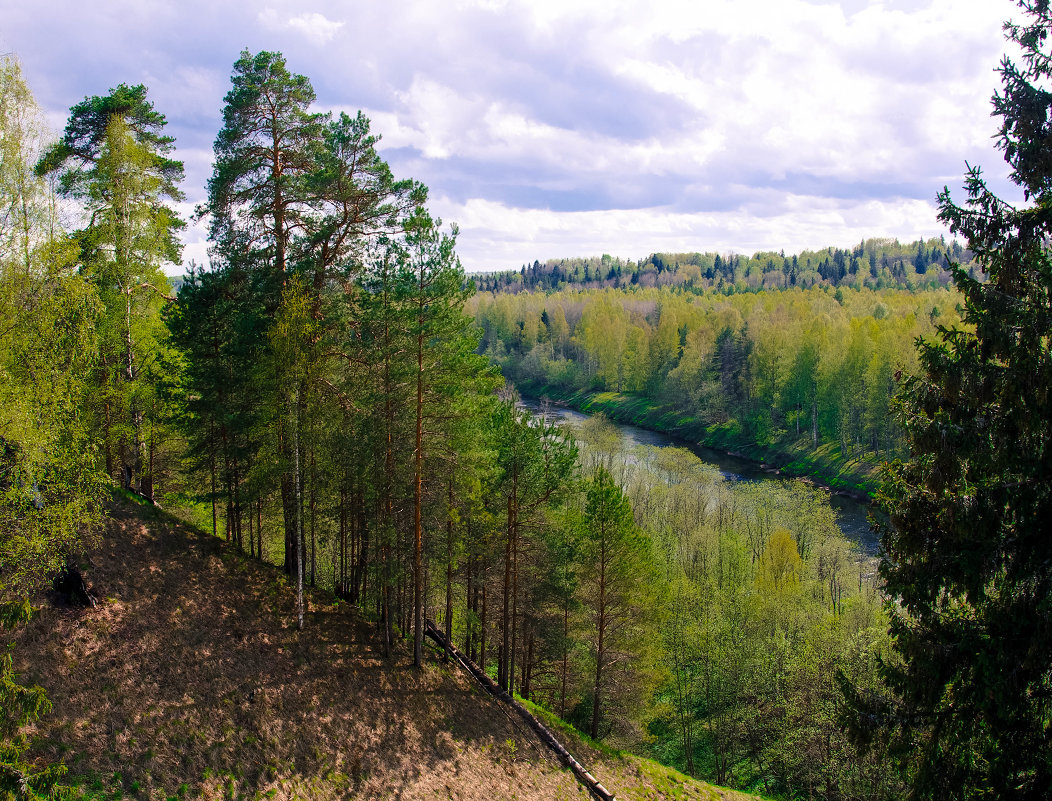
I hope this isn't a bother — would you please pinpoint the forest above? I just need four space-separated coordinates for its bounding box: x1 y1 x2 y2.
472 281 961 493
3 2 1052 799
475 238 979 296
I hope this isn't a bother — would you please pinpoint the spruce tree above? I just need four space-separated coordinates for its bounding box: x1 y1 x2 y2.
878 2 1052 797
0 603 77 800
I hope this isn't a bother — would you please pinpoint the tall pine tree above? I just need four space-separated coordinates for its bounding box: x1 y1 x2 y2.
37 83 184 497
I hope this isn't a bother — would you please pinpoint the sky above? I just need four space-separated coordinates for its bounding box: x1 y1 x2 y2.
2 0 1024 273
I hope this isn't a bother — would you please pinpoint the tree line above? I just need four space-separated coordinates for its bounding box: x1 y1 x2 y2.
475 238 980 295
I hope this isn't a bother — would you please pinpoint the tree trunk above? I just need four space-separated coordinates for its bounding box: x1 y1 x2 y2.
257 496 264 561
146 407 155 502
445 475 454 663
232 461 243 549
354 489 369 605
293 389 304 631
501 493 513 690
522 626 534 701
480 582 488 674
560 597 570 718
811 392 818 449
282 467 296 576
510 512 519 695
124 287 144 494
209 441 218 539
309 444 316 588
247 490 255 558
590 527 607 740
413 314 425 668
465 549 474 658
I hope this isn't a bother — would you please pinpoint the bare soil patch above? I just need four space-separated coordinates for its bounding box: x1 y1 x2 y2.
13 500 757 801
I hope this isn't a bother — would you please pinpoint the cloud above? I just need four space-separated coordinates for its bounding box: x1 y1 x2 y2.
258 9 345 45
2 0 1024 275
429 193 951 272
341 0 1018 228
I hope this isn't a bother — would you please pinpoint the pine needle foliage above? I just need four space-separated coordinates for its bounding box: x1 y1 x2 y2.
877 2 1052 797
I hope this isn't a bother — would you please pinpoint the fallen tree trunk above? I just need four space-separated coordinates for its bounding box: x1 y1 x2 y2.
425 619 616 801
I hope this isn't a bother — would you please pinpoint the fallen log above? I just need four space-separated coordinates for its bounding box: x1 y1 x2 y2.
425 619 616 801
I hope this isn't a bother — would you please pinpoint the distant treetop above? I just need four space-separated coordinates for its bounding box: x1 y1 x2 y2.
473 237 975 295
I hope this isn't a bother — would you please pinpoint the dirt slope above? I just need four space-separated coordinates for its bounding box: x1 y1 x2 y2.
12 500 758 801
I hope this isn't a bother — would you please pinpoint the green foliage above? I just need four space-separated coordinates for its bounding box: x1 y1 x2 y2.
205 49 321 282
36 80 184 497
475 283 954 483
592 435 898 798
580 467 659 740
185 49 430 575
0 56 105 598
1 605 78 800
876 3 1052 797
484 395 579 690
476 237 976 295
0 44 918 801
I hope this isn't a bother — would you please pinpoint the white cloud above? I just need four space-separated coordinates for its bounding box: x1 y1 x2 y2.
332 0 1018 224
9 0 1025 275
287 12 345 44
258 8 345 45
432 194 948 272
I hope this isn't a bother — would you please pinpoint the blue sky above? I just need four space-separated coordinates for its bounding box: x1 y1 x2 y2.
2 0 1020 272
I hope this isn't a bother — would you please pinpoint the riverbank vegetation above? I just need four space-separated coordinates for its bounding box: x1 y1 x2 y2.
570 416 896 797
472 284 960 494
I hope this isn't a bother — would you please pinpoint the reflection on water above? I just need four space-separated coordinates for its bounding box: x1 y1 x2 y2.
518 397 879 555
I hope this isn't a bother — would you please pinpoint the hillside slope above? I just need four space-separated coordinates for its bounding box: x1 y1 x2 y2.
13 500 759 801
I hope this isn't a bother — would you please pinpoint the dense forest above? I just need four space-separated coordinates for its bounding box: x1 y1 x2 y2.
475 238 979 295
473 283 959 490
3 1 1052 799
0 49 890 800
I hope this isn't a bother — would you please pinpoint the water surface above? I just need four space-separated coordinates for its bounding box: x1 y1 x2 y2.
519 397 879 554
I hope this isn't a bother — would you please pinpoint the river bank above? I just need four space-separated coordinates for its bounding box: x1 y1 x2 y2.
514 380 881 502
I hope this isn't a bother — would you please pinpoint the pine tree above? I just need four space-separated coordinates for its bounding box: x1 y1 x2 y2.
491 398 577 692
878 3 1052 797
37 83 184 496
201 50 322 576
199 51 426 579
580 466 656 740
397 213 496 667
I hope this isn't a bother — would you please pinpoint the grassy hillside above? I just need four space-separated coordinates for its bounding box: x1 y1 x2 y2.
12 498 761 801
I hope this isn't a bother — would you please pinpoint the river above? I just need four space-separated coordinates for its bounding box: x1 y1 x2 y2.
519 397 879 555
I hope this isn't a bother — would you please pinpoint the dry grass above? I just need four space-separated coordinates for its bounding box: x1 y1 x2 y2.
13 500 759 801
